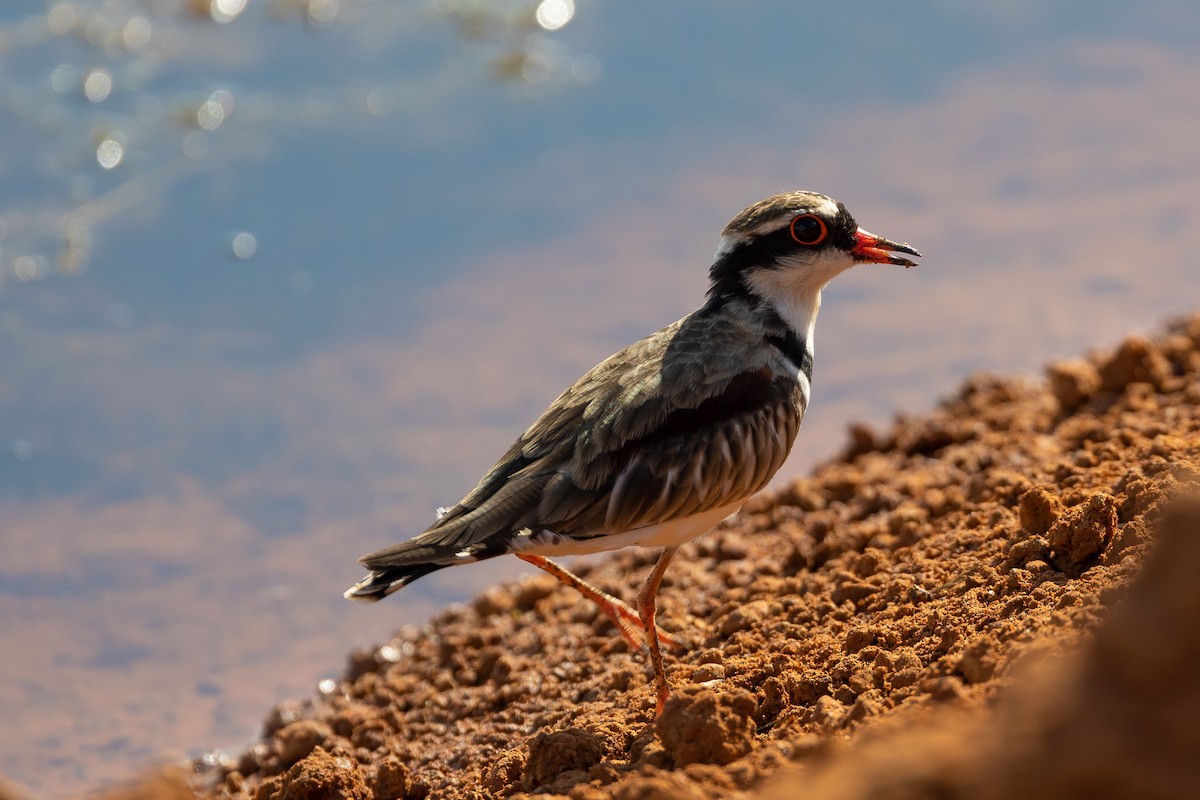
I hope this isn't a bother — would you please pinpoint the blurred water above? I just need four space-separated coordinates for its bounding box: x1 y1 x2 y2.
2 1 1199 795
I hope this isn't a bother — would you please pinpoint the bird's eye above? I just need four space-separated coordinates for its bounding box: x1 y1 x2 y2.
789 214 828 246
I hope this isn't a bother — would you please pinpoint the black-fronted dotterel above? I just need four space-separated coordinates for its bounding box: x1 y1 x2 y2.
346 191 921 714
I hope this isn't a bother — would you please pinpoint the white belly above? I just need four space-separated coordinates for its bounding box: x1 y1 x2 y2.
518 501 744 556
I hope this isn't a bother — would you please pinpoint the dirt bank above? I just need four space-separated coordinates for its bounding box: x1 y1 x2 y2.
96 313 1200 799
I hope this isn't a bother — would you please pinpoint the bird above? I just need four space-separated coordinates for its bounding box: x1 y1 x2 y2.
345 190 920 715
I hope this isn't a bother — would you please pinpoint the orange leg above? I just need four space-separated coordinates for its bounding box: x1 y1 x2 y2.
515 553 682 651
638 546 678 716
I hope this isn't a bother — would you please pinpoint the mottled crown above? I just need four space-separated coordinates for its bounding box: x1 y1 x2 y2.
722 191 840 238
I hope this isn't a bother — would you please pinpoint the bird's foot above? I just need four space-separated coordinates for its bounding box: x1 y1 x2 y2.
599 596 683 652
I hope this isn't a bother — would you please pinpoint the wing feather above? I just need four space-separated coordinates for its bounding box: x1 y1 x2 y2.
361 305 807 567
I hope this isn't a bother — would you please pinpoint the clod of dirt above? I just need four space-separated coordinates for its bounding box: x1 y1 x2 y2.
656 687 757 766
275 720 333 768
254 748 369 800
1098 334 1172 391
524 729 607 789
480 749 525 796
1018 486 1063 536
1046 359 1100 413
370 756 414 800
1048 493 1117 572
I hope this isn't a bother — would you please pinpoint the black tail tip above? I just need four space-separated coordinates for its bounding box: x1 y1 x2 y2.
343 579 389 603
343 562 446 603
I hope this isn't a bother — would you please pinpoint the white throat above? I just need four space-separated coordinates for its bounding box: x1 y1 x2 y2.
744 249 857 349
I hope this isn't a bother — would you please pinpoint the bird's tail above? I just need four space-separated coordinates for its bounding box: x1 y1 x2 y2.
343 536 485 602
343 560 449 602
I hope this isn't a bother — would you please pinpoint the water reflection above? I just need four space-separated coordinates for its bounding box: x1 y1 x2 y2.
0 0 588 284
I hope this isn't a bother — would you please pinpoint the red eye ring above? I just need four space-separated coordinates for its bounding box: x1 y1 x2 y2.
789 213 828 246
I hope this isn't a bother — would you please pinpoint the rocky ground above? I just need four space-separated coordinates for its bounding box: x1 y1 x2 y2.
86 313 1200 799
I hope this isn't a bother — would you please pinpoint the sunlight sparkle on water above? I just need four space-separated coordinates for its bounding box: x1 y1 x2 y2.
366 87 394 116
12 255 48 282
231 231 258 260
83 68 112 103
231 232 258 259
307 0 339 28
96 138 123 169
197 90 235 131
50 64 77 94
197 100 224 130
45 3 78 36
122 16 152 51
535 0 574 31
210 0 247 24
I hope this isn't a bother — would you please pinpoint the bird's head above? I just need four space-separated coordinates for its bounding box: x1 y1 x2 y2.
708 191 920 311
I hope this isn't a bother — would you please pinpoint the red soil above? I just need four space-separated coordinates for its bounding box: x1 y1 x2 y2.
79 314 1200 800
